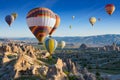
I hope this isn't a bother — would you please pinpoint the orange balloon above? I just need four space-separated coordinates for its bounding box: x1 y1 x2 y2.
105 4 115 15
49 14 60 36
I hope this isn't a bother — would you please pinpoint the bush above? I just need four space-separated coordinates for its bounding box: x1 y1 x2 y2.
64 71 69 75
96 71 100 77
88 65 92 69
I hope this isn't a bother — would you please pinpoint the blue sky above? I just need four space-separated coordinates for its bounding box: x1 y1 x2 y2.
0 0 120 37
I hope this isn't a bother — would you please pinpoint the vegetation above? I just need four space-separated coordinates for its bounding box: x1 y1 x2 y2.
64 70 70 75
68 75 78 80
15 75 41 80
54 48 120 74
38 56 57 65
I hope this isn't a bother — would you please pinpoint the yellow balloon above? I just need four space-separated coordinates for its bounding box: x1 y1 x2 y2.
89 17 96 26
11 13 18 20
44 38 58 55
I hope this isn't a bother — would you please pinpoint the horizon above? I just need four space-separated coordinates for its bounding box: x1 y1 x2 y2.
0 33 120 38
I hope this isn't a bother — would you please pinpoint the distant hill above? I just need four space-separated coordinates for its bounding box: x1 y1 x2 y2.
54 34 120 46
1 34 120 46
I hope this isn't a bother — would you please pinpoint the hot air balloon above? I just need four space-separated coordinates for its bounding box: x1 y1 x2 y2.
44 38 58 55
26 7 56 44
60 41 66 49
49 14 60 37
69 25 72 29
72 16 75 19
89 17 96 26
5 15 14 26
105 4 115 15
98 18 101 21
11 13 18 20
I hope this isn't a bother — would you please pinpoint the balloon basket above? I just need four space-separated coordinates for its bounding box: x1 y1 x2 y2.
49 36 52 38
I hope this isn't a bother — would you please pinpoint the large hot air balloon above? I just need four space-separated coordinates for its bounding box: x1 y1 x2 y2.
105 4 115 15
44 38 58 55
5 15 14 26
26 7 56 44
49 14 60 37
60 41 66 49
11 13 18 20
89 17 96 26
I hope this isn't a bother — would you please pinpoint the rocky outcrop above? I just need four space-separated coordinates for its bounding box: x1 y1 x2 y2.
0 43 40 55
2 55 10 64
81 68 96 80
64 59 85 80
46 58 68 80
0 42 42 79
46 58 96 80
0 42 96 80
13 52 47 79
41 52 50 59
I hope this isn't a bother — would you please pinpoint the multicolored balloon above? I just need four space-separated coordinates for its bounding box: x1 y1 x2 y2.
26 7 56 44
105 4 115 15
11 13 18 20
5 15 14 26
49 14 60 37
44 38 58 55
89 17 96 26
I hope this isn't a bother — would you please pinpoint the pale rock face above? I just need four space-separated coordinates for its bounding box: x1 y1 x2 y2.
41 52 50 59
65 59 78 74
46 58 68 80
2 55 10 64
3 45 12 52
11 45 19 53
32 65 40 75
64 59 85 80
14 53 40 78
39 65 48 76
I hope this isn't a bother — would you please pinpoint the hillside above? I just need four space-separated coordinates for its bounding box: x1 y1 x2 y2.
1 34 120 46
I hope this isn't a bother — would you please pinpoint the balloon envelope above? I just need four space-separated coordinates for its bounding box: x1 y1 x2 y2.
44 38 58 54
69 25 72 29
49 14 60 36
105 4 115 15
72 16 75 19
11 13 18 20
5 15 14 26
60 41 66 49
89 17 96 26
98 18 101 21
26 7 56 44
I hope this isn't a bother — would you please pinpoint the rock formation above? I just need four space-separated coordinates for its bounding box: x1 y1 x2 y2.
46 58 68 80
0 42 96 80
